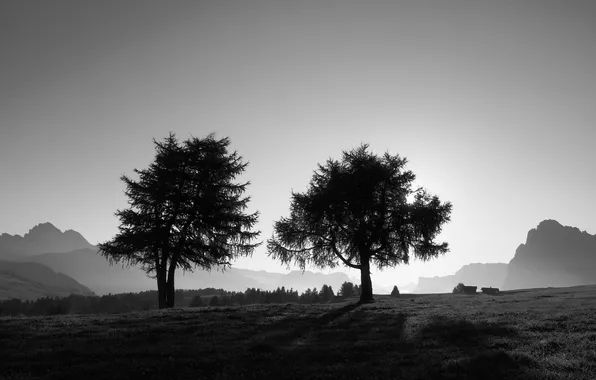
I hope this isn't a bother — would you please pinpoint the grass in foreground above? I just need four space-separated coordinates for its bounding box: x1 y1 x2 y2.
1 285 596 379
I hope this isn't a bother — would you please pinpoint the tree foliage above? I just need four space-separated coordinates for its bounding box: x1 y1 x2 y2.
319 284 335 302
267 144 452 302
0 285 349 317
339 281 355 298
391 285 400 297
453 283 466 294
98 133 260 308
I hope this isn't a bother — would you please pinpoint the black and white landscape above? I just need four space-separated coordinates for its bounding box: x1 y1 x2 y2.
1 1 595 379
2 219 595 300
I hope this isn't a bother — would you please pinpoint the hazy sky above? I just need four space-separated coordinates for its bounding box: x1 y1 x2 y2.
1 0 595 287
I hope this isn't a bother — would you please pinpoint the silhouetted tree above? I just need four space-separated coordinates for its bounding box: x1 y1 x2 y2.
98 133 261 309
267 144 452 302
452 283 466 294
231 292 245 305
300 288 314 304
319 284 335 302
354 284 361 297
339 281 355 298
209 295 219 306
391 285 400 297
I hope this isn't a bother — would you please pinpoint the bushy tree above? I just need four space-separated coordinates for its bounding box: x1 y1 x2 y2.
98 133 261 308
339 281 355 298
453 283 466 294
391 285 400 297
319 284 335 302
268 144 452 302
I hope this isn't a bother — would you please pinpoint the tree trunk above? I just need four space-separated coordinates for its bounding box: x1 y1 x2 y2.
359 259 374 303
165 259 177 308
165 279 175 308
157 266 167 309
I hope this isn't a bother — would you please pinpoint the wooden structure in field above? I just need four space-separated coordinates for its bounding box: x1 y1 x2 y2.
463 285 477 294
481 287 499 295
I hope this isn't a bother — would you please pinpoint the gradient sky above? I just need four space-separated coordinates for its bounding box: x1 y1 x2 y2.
1 0 595 288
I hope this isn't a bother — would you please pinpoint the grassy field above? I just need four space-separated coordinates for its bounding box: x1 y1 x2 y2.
1 285 596 380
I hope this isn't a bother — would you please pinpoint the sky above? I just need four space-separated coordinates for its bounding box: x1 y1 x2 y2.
1 0 595 288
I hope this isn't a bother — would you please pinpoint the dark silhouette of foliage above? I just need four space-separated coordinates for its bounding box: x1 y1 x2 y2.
97 133 261 308
189 295 205 307
300 288 316 304
0 284 343 317
354 284 361 297
338 281 354 298
391 285 400 297
268 144 452 302
209 296 220 306
339 281 355 298
319 284 335 302
453 283 466 294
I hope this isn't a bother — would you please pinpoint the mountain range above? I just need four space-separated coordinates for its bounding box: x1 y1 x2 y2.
2 219 595 299
413 219 596 293
0 223 355 298
0 222 95 258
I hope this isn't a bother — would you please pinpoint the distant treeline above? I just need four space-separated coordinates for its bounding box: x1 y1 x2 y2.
0 282 363 317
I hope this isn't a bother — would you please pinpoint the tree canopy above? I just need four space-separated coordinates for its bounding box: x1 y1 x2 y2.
98 133 260 308
267 144 452 302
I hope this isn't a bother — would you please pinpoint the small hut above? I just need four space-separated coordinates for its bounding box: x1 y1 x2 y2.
463 285 477 294
481 287 499 295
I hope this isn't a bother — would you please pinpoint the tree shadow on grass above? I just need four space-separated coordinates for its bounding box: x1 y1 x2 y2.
417 314 519 351
201 305 539 380
239 302 410 379
245 302 363 353
415 315 536 380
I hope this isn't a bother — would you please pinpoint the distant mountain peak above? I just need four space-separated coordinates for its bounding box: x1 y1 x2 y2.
24 222 63 240
0 222 95 257
504 220 596 290
536 219 562 229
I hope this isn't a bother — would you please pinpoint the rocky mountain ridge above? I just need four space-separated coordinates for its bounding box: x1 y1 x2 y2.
0 222 95 257
414 220 596 293
503 219 596 290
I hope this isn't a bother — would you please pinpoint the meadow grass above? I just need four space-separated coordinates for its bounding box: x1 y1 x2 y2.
1 285 595 379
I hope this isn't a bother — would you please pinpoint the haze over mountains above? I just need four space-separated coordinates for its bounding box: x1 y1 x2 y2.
1 220 595 300
0 260 94 301
414 263 508 294
0 223 357 298
414 220 596 293
504 220 596 290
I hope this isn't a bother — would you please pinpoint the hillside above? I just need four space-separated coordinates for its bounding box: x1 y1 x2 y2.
1 285 595 379
0 260 95 300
